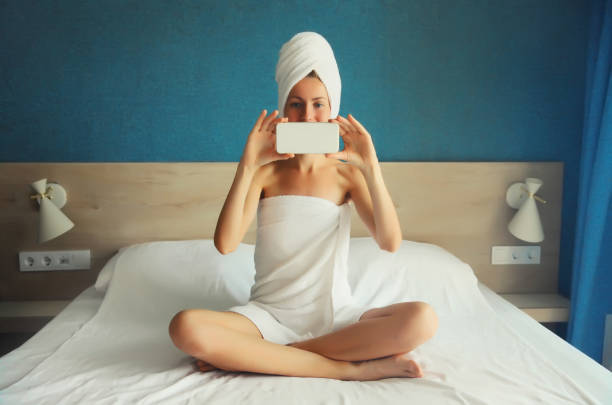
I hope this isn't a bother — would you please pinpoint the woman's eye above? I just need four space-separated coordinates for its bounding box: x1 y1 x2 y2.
315 103 323 108
290 103 301 108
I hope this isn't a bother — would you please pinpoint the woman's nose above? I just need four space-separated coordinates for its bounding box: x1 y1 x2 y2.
302 105 315 122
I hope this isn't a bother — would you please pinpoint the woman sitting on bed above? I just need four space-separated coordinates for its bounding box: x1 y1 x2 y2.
169 32 438 381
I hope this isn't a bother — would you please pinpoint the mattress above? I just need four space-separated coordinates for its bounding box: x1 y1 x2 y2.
0 239 610 404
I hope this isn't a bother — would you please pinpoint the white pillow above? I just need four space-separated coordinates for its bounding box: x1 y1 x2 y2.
95 238 480 316
87 240 256 353
94 250 121 293
95 241 255 295
347 238 481 316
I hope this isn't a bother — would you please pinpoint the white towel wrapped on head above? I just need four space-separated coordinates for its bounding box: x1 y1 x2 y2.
275 32 342 118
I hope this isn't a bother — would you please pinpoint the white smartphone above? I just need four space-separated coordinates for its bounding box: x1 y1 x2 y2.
276 122 339 154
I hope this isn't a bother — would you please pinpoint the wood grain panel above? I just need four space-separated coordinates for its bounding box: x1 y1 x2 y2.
0 162 562 299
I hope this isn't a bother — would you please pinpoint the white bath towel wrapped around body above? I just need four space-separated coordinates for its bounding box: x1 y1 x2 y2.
228 195 368 345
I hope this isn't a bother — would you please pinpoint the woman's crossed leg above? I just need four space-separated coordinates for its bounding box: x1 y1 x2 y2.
168 301 437 381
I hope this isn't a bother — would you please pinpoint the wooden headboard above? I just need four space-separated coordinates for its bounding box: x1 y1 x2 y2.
0 162 563 300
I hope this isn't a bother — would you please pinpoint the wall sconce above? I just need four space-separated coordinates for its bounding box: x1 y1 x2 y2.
30 178 75 243
506 177 547 243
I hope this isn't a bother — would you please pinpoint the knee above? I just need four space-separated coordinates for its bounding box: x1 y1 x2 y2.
168 310 193 348
398 301 439 343
168 309 215 354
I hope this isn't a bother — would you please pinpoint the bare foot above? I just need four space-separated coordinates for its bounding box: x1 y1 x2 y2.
351 353 423 381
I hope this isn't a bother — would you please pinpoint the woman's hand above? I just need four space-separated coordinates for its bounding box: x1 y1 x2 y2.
240 109 294 169
325 114 379 171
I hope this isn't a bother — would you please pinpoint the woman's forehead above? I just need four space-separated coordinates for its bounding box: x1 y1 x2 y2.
288 77 329 99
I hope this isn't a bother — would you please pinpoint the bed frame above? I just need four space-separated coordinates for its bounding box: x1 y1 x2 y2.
0 162 563 300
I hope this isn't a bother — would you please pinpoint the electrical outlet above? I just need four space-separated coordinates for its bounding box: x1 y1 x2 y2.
491 246 540 265
19 250 90 272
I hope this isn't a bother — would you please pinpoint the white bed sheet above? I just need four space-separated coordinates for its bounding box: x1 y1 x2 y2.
2 284 610 404
0 240 610 404
477 284 612 403
0 285 104 389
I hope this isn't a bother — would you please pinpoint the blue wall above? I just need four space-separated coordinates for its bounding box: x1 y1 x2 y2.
1 1 588 299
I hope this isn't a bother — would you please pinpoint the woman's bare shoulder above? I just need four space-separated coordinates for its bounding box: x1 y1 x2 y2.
335 161 362 183
253 162 278 185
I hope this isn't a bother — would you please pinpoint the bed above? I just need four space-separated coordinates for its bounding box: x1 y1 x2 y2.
0 238 610 404
0 162 610 404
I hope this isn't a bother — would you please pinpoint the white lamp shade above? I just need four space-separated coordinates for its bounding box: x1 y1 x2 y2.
524 178 543 195
507 178 545 243
38 197 75 243
31 178 74 243
31 178 47 196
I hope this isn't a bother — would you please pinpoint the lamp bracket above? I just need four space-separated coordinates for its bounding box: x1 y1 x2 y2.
30 183 68 209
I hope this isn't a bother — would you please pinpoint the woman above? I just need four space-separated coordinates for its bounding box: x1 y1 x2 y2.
169 32 438 381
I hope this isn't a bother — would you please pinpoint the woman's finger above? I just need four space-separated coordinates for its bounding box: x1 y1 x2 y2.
334 117 354 137
325 152 344 160
267 117 281 133
330 117 345 127
336 115 351 125
275 117 288 133
250 109 268 134
325 149 351 162
263 151 294 165
338 115 359 135
331 120 348 137
259 110 275 133
262 110 279 131
337 115 358 132
270 114 283 132
347 114 369 135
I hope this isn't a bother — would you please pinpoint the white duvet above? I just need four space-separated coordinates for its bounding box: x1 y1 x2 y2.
0 238 601 404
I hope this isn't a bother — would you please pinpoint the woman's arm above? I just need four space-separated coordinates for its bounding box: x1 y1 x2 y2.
213 163 262 254
214 110 293 254
328 114 402 252
350 164 402 252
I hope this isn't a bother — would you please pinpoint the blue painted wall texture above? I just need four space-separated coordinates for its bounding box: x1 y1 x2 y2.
1 1 588 299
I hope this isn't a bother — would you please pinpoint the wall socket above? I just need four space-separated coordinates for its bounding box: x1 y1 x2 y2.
491 246 540 265
19 250 91 272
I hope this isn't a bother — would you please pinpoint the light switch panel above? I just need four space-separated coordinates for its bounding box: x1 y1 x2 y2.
491 246 541 265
